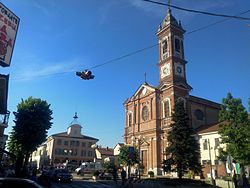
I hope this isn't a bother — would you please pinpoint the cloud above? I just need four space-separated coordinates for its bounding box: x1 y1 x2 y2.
128 0 235 23
10 53 89 81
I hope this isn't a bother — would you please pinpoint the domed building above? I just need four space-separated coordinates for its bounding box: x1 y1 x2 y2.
32 113 98 168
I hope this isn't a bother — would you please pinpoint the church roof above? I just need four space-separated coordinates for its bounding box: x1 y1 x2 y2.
158 8 184 32
189 95 221 109
124 82 158 104
51 132 98 141
195 123 220 134
162 9 178 27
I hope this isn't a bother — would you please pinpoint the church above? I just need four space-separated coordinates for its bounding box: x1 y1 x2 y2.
123 9 221 176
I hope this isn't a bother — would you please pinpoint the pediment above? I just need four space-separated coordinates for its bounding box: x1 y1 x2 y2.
132 83 156 100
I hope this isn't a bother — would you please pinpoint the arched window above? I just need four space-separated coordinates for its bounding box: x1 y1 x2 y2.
162 98 171 118
128 112 132 127
142 106 149 121
194 109 204 120
162 39 168 54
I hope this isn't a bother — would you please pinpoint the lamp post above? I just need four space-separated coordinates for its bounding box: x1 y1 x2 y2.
208 139 215 186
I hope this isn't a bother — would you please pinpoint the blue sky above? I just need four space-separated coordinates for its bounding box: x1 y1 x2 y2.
1 0 250 148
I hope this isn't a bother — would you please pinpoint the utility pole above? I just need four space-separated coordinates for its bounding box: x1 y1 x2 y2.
208 139 216 186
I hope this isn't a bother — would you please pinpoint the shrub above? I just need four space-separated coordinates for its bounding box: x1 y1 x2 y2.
92 170 100 176
148 171 154 176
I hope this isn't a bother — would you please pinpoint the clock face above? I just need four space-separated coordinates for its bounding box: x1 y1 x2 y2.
177 66 182 74
161 63 170 78
175 63 184 77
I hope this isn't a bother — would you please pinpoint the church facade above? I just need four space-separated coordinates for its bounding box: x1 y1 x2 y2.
124 9 221 175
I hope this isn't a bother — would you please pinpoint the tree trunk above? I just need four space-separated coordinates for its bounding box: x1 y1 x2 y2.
15 154 24 178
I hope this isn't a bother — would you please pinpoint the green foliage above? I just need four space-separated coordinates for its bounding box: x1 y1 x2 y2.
7 97 53 165
218 93 250 165
92 170 100 176
148 171 154 176
103 160 116 172
163 100 202 179
118 145 139 166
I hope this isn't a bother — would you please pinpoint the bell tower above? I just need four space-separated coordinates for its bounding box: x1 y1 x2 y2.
157 9 190 91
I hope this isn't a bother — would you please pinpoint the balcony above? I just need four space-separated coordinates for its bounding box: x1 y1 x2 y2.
162 117 172 129
0 111 10 128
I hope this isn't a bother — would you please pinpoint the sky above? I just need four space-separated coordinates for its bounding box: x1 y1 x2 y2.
1 0 250 148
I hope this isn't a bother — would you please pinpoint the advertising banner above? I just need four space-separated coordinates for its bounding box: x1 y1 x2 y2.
0 74 9 114
0 2 19 67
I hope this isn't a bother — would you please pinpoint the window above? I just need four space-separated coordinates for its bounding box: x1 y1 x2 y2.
64 141 68 146
81 150 86 156
163 99 170 118
74 149 78 156
214 138 220 149
57 139 62 145
82 142 86 147
134 104 137 124
70 140 75 146
203 139 208 150
194 109 204 120
88 151 93 157
175 38 180 53
88 142 92 148
128 113 132 127
202 160 207 165
162 39 168 54
55 148 60 155
76 141 80 147
214 160 220 165
142 106 149 121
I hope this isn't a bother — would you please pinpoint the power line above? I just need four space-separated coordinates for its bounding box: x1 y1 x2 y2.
187 9 250 35
89 44 157 70
10 7 250 80
142 0 250 20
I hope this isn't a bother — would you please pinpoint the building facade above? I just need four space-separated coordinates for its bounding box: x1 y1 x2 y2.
32 114 98 168
124 9 221 176
197 123 226 178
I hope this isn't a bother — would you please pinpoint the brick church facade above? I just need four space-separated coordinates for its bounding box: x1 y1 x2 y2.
124 9 221 175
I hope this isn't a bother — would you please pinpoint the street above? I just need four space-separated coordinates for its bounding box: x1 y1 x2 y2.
51 180 117 188
50 179 156 188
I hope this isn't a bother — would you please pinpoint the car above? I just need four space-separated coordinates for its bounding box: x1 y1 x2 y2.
99 172 113 180
0 177 43 188
49 168 73 182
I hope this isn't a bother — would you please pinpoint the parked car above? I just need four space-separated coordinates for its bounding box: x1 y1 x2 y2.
98 172 113 180
49 168 73 182
0 178 43 188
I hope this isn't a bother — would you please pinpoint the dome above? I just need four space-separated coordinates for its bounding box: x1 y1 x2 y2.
161 9 180 28
70 112 81 126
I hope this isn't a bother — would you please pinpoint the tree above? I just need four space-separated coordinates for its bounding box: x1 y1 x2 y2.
163 100 201 179
118 145 139 177
218 93 250 167
8 97 53 175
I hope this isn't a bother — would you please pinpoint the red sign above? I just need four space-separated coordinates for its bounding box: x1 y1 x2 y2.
0 2 19 67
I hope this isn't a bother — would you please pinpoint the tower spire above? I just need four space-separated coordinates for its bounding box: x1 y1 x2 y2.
73 112 78 120
168 0 171 11
144 72 147 83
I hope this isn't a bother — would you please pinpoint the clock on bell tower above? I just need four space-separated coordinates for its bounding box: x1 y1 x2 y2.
157 9 190 91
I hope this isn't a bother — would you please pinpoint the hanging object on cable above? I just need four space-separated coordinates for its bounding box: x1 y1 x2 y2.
76 70 95 80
